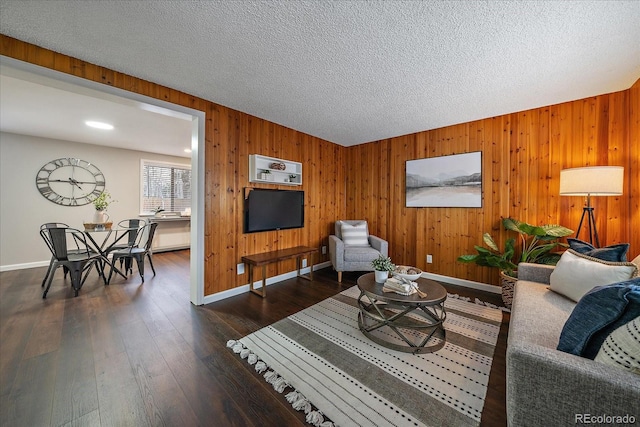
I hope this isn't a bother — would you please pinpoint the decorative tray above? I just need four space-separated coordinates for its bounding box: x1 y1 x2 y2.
83 222 113 230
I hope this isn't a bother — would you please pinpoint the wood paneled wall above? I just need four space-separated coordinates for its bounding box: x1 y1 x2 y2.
347 80 639 287
0 36 346 296
2 35 637 292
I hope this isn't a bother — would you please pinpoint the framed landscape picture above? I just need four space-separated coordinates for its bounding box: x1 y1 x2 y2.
405 151 482 208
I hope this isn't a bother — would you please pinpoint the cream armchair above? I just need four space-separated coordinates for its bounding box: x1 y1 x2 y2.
329 220 388 282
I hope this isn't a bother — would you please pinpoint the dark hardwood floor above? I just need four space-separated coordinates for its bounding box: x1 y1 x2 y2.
0 251 509 426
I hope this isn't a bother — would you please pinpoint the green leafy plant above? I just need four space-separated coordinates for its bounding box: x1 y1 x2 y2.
457 218 573 277
93 190 115 211
371 255 395 272
502 218 573 265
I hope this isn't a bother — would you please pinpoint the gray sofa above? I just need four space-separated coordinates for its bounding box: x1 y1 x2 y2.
507 263 640 426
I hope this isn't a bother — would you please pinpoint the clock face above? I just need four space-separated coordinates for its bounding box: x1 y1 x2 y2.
36 158 105 206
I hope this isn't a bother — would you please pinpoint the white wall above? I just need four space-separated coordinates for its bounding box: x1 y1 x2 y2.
0 132 190 269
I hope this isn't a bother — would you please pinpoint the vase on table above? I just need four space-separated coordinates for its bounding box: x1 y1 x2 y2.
94 210 109 224
374 270 389 283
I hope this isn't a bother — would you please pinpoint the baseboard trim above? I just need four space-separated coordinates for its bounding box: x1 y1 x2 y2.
422 272 500 294
0 260 50 272
202 261 332 304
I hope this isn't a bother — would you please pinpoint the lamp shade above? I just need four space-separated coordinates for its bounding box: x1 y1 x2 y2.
559 166 624 196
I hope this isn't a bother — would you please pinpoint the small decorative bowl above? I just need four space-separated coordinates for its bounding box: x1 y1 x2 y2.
392 265 422 281
270 162 286 170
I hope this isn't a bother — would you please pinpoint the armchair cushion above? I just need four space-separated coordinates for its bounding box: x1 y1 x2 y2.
340 222 370 247
344 246 381 262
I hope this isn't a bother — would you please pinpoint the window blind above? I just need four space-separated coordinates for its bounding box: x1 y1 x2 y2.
141 160 191 214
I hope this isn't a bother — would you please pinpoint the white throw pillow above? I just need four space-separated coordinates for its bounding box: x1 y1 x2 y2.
595 318 640 374
549 250 638 302
341 222 369 247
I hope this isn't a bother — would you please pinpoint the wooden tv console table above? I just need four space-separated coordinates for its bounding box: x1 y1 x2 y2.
242 246 318 298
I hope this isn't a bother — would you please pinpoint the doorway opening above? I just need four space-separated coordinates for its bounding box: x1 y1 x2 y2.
0 56 205 304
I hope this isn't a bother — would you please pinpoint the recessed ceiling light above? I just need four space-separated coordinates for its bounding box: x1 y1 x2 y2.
184 148 192 153
85 120 114 130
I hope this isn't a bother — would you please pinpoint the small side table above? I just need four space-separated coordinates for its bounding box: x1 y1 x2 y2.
356 272 447 354
242 246 318 298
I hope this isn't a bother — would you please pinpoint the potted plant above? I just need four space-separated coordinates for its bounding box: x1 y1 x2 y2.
458 217 573 307
260 170 272 181
93 190 114 224
372 255 395 283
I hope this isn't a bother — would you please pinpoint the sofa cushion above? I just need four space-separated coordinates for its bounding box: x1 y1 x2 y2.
549 250 638 302
557 278 640 359
567 238 630 262
595 317 640 374
341 222 369 247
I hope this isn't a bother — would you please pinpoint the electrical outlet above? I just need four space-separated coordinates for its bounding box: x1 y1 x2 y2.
322 245 327 255
237 263 245 275
426 254 433 264
302 259 308 268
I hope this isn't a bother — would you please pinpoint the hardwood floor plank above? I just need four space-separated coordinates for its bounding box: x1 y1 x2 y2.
50 298 99 427
94 351 150 427
1 351 58 427
0 269 42 396
87 294 126 361
0 309 36 397
153 329 255 426
22 298 65 360
120 320 199 426
201 351 306 426
61 409 101 427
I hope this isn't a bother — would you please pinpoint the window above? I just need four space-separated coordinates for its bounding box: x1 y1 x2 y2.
141 160 191 214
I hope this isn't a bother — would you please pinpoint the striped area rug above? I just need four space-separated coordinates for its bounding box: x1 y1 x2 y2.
228 285 503 427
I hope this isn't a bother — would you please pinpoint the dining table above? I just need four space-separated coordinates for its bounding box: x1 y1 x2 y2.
83 224 142 282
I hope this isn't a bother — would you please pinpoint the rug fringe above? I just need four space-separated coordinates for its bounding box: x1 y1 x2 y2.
448 293 511 313
229 341 335 427
286 391 312 413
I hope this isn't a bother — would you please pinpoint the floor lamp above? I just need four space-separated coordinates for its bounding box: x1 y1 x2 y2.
559 166 624 248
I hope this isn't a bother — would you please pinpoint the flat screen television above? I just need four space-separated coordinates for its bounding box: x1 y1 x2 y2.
244 188 304 233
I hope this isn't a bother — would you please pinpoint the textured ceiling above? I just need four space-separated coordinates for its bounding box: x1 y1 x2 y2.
1 1 639 147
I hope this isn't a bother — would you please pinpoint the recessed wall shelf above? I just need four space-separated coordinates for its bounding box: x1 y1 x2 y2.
249 154 302 186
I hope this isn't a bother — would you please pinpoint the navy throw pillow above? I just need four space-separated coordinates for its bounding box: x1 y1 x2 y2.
567 238 629 262
557 278 640 359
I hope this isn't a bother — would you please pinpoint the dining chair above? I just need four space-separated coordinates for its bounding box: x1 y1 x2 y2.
107 222 158 283
39 222 94 287
104 218 147 274
40 227 102 298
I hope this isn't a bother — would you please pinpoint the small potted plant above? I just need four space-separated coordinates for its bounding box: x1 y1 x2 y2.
372 255 395 283
260 170 272 181
93 190 114 224
289 174 297 183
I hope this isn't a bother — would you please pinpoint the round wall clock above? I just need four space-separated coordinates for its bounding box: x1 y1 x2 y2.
36 158 106 206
